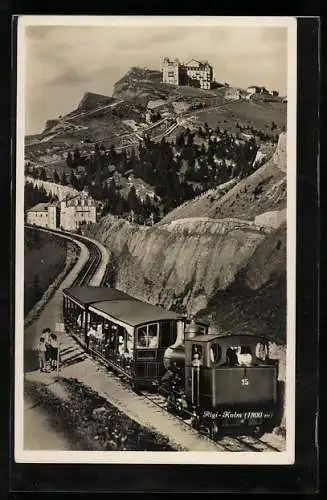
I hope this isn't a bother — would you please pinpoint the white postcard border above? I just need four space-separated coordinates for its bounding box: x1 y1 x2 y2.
15 15 297 465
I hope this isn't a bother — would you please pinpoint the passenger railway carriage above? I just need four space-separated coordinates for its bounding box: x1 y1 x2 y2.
63 286 279 437
63 286 208 390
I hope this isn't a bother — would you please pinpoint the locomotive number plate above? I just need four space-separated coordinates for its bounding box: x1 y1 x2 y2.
241 378 249 386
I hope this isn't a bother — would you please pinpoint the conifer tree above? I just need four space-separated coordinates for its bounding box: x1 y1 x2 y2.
53 170 60 183
61 172 68 186
127 185 138 212
66 151 73 167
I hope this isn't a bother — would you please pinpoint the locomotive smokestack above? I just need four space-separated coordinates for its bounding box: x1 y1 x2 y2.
185 315 201 340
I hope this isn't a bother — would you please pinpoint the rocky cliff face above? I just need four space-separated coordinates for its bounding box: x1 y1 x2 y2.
272 131 287 172
77 92 115 111
86 133 287 343
113 67 164 102
86 214 283 326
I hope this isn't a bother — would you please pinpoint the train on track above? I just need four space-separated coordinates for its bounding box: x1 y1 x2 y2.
63 285 279 439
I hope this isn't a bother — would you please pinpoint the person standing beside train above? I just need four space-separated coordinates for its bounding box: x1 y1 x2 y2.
34 336 47 372
49 333 59 370
42 328 52 370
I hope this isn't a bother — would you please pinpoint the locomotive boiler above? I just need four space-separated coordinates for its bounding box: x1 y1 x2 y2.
161 318 279 439
62 285 279 440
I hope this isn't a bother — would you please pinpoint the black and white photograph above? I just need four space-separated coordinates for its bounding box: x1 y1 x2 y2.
15 16 296 465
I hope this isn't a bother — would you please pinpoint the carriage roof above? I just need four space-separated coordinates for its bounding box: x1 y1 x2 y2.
89 299 180 328
189 331 279 344
63 286 137 307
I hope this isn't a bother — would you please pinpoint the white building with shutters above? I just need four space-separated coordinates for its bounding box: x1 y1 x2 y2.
26 191 97 232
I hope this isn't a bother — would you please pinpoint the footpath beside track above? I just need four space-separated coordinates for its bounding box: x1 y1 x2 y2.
22 226 285 453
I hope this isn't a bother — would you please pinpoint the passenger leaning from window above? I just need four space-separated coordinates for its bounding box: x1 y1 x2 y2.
118 334 125 356
87 323 97 348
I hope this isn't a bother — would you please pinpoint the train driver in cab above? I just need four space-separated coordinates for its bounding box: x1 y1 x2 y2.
236 345 253 366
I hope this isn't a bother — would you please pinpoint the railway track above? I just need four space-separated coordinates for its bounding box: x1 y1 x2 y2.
69 235 102 287
24 226 283 452
25 224 104 287
139 389 282 453
82 350 283 453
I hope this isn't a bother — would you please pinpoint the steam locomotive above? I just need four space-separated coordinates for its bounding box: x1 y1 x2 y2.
161 320 278 439
63 286 279 439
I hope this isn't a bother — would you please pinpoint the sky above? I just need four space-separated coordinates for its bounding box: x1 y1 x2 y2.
24 24 288 135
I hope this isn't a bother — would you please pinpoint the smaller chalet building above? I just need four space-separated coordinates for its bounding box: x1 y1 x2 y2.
26 191 97 232
26 202 58 229
247 85 269 95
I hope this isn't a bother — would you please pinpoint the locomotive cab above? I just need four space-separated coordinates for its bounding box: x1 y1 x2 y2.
184 333 279 436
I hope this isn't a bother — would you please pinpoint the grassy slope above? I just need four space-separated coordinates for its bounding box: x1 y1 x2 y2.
160 158 286 224
24 229 67 315
193 100 286 135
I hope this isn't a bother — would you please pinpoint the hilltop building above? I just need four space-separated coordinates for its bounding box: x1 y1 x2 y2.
224 88 241 100
247 85 269 95
26 191 97 231
162 57 214 90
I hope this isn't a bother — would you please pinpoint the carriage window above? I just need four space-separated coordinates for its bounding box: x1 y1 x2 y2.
148 324 159 348
210 343 222 364
226 347 239 366
137 326 147 347
161 321 177 348
255 342 268 361
136 323 159 348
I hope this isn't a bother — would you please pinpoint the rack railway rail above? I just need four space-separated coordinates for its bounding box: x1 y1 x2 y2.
24 225 284 452
86 352 283 453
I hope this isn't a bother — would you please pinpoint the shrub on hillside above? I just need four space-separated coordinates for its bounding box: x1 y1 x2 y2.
25 378 176 451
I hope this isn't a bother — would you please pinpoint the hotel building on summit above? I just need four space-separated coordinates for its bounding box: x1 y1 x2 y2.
162 58 214 90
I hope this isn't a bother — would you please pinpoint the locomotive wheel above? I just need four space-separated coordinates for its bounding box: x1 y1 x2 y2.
191 415 199 431
167 394 176 414
130 381 140 394
210 422 220 441
252 425 264 438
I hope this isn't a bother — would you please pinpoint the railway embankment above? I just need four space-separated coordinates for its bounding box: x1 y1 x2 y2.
24 237 80 329
24 377 176 451
25 335 227 452
24 228 69 315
